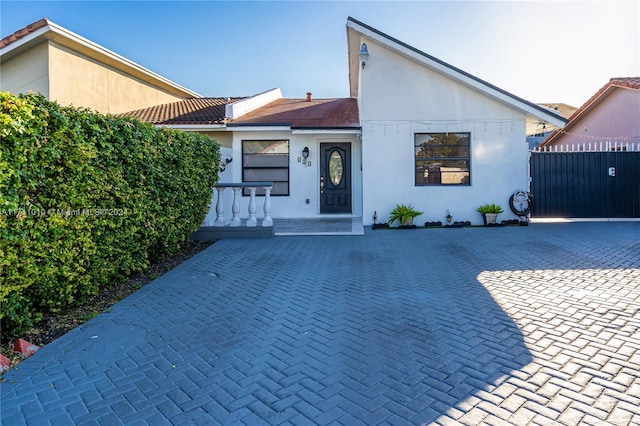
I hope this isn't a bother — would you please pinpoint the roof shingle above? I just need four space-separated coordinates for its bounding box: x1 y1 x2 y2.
0 18 48 49
123 97 244 125
229 98 360 129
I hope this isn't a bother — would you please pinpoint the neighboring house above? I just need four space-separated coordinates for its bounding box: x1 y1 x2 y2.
527 103 577 150
0 18 199 114
539 78 640 151
2 17 569 227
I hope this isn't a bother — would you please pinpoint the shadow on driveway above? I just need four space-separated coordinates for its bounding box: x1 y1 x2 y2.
2 222 638 425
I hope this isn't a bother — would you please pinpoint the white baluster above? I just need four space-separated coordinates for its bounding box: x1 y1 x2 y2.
262 185 273 227
230 186 241 227
214 187 226 227
246 186 257 227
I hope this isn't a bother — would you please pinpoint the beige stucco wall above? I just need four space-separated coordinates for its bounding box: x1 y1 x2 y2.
0 41 49 97
198 131 232 148
48 42 186 114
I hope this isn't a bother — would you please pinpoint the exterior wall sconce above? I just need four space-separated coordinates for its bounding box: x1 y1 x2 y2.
359 43 369 69
302 146 309 159
446 209 452 225
219 156 232 173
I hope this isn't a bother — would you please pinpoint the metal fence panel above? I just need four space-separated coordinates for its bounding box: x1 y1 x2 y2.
530 152 640 218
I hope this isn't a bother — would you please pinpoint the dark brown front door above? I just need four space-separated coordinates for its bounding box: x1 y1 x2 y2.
320 143 351 213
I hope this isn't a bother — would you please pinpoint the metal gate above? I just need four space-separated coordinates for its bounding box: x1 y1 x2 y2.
530 151 640 218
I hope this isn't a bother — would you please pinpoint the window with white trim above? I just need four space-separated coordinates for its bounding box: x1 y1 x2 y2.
415 133 470 186
242 140 289 195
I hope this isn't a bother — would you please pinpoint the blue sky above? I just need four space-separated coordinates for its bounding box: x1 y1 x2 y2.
2 1 638 107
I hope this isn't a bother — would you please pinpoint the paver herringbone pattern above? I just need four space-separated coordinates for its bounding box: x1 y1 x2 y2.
1 222 639 425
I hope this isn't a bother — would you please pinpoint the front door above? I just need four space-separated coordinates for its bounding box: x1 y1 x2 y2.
320 143 351 213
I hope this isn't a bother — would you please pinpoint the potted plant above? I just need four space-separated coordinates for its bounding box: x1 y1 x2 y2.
476 203 504 226
388 203 423 228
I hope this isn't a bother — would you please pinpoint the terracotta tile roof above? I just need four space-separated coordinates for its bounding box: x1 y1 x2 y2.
1 18 49 49
610 77 640 90
123 97 244 125
540 77 640 147
229 98 360 129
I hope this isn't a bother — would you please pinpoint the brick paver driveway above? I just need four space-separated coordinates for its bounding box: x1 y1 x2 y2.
1 222 639 425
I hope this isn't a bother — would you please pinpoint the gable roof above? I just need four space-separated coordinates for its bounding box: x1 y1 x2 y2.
123 95 360 130
0 18 48 48
540 77 640 147
346 17 567 130
229 98 360 129
1 18 200 99
124 97 244 125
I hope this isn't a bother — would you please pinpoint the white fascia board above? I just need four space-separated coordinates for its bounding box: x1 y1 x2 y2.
1 20 201 99
225 88 283 119
227 125 291 132
156 124 227 131
292 129 361 135
346 19 566 129
0 25 51 56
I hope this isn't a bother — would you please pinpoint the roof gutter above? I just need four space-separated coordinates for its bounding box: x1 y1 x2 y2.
156 124 227 131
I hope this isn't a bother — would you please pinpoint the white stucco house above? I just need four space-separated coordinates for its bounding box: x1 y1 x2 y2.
3 17 568 229
126 17 566 229
346 17 566 226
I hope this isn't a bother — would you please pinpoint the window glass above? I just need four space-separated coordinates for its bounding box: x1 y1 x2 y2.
242 140 289 195
415 133 471 186
328 150 344 186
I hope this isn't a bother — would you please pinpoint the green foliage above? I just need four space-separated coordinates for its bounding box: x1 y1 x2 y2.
476 203 504 214
0 92 220 337
388 203 423 226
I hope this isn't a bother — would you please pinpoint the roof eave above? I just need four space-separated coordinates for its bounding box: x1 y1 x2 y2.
292 127 362 134
226 124 293 132
155 124 227 130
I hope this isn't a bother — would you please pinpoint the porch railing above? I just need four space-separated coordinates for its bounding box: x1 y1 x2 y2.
209 182 273 227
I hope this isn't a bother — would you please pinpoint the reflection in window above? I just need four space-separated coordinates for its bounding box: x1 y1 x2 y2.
415 133 470 186
329 150 344 186
242 140 289 195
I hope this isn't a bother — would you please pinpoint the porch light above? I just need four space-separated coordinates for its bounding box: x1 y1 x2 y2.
446 209 452 225
302 146 309 159
359 43 369 69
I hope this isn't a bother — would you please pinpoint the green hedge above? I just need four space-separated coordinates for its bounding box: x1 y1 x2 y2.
0 93 220 337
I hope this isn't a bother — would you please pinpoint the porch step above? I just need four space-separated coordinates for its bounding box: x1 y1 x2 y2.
191 225 274 241
274 217 364 236
191 217 364 240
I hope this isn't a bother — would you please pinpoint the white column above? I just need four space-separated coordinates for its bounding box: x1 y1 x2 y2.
230 186 242 227
262 185 273 227
246 186 257 227
213 187 226 227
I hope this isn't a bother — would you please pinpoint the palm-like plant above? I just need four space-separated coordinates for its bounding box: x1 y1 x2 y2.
388 203 423 226
476 204 504 214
